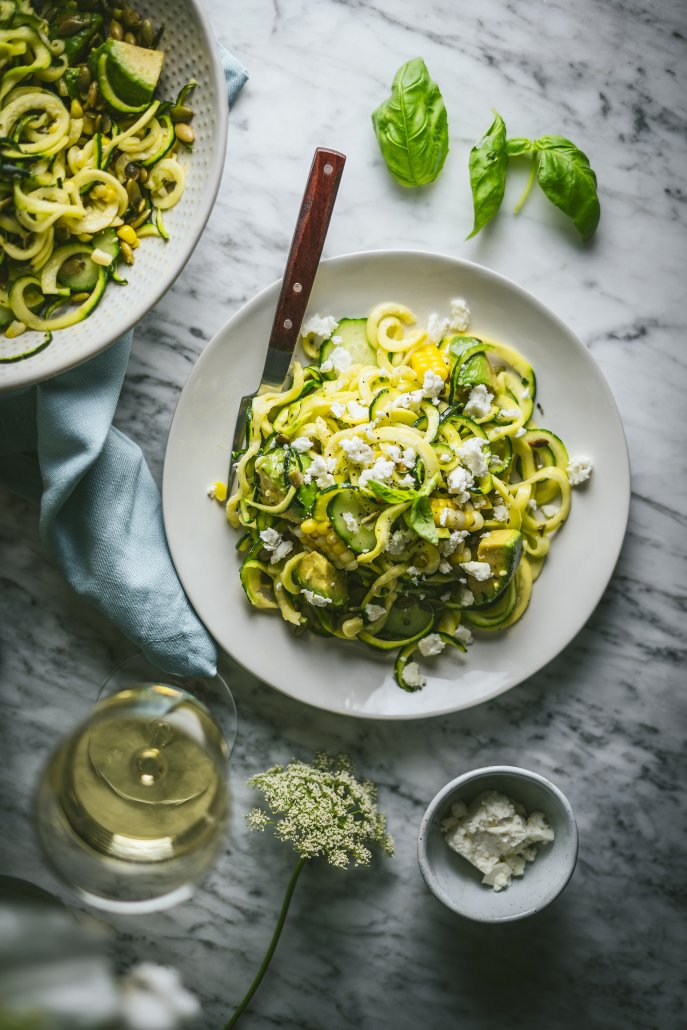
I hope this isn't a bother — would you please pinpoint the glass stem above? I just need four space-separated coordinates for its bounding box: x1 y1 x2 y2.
514 154 538 215
225 857 307 1029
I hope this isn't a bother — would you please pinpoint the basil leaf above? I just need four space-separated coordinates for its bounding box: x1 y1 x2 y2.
506 137 533 157
535 135 600 241
372 57 449 188
408 495 438 545
366 481 415 504
467 111 508 239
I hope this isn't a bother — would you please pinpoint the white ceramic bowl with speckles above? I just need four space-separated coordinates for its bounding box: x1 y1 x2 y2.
0 0 228 392
417 766 578 922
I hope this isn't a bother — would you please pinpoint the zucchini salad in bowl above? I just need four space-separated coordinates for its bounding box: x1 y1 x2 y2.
0 0 195 361
223 299 592 692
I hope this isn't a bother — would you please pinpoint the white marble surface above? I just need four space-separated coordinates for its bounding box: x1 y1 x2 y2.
1 0 686 1027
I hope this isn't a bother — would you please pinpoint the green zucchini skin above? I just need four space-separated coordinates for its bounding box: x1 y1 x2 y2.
328 487 379 554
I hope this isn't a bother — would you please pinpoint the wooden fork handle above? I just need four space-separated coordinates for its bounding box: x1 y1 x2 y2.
267 148 346 354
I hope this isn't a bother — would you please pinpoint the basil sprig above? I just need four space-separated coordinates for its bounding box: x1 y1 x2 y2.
366 476 440 545
468 114 600 241
372 57 449 188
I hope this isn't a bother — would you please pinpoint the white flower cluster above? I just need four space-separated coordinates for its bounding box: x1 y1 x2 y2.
246 753 394 869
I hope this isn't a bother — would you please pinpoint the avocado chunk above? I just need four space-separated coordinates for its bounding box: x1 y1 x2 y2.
96 40 164 113
255 451 287 505
294 552 348 608
469 529 523 609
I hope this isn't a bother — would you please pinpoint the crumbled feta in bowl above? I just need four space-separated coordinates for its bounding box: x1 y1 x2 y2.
417 766 578 922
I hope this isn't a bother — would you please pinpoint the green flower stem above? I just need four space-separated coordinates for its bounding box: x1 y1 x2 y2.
513 153 538 215
225 857 307 1029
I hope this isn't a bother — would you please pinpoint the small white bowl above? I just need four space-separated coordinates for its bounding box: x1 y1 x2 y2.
417 766 578 922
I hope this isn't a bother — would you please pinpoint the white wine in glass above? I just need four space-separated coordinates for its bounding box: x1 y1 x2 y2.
35 659 236 913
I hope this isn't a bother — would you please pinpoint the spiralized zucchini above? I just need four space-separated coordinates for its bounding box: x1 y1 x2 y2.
0 0 196 361
222 300 581 693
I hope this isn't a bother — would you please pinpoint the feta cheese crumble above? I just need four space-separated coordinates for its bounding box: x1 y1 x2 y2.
459 586 475 606
328 346 353 374
492 504 508 522
340 436 374 465
364 603 387 622
498 407 521 420
449 297 471 331
447 465 474 502
463 384 494 419
259 528 293 565
302 313 338 339
456 437 489 477
395 389 424 410
402 661 426 689
386 528 414 557
303 455 336 489
540 502 560 518
422 370 445 399
460 560 492 581
358 457 396 490
418 633 446 657
439 530 467 557
426 312 450 343
567 455 593 486
439 560 453 574
300 588 332 607
454 624 473 645
346 400 369 422
330 401 345 418
291 436 313 453
397 474 416 489
259 527 280 549
441 790 554 892
342 511 359 533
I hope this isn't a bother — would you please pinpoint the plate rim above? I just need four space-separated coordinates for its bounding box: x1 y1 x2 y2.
163 248 631 720
0 0 229 394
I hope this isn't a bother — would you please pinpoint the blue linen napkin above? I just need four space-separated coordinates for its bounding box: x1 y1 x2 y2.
0 46 248 677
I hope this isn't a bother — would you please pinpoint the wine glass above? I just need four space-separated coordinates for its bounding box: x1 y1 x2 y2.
34 655 237 914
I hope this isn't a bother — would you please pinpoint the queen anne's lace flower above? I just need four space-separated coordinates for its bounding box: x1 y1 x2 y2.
246 753 394 868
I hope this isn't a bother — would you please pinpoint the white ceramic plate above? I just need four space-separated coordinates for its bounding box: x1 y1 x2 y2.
0 0 228 392
163 251 630 720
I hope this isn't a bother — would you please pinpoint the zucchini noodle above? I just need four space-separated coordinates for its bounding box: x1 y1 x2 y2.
221 300 582 693
0 0 196 362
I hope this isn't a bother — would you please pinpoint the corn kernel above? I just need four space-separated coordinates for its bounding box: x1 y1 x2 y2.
410 344 449 382
431 498 466 529
117 225 139 248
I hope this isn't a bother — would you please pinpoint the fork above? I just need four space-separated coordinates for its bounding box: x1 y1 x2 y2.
226 147 346 492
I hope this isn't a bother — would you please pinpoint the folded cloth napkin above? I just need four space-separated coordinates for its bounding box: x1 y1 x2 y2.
0 46 248 678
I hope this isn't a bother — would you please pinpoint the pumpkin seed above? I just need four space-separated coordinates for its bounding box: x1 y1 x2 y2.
56 13 91 36
126 178 142 205
77 65 91 94
123 30 136 44
122 7 141 27
120 240 135 265
124 161 140 181
171 104 193 123
86 80 99 108
174 123 195 145
140 18 153 46
109 18 123 40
